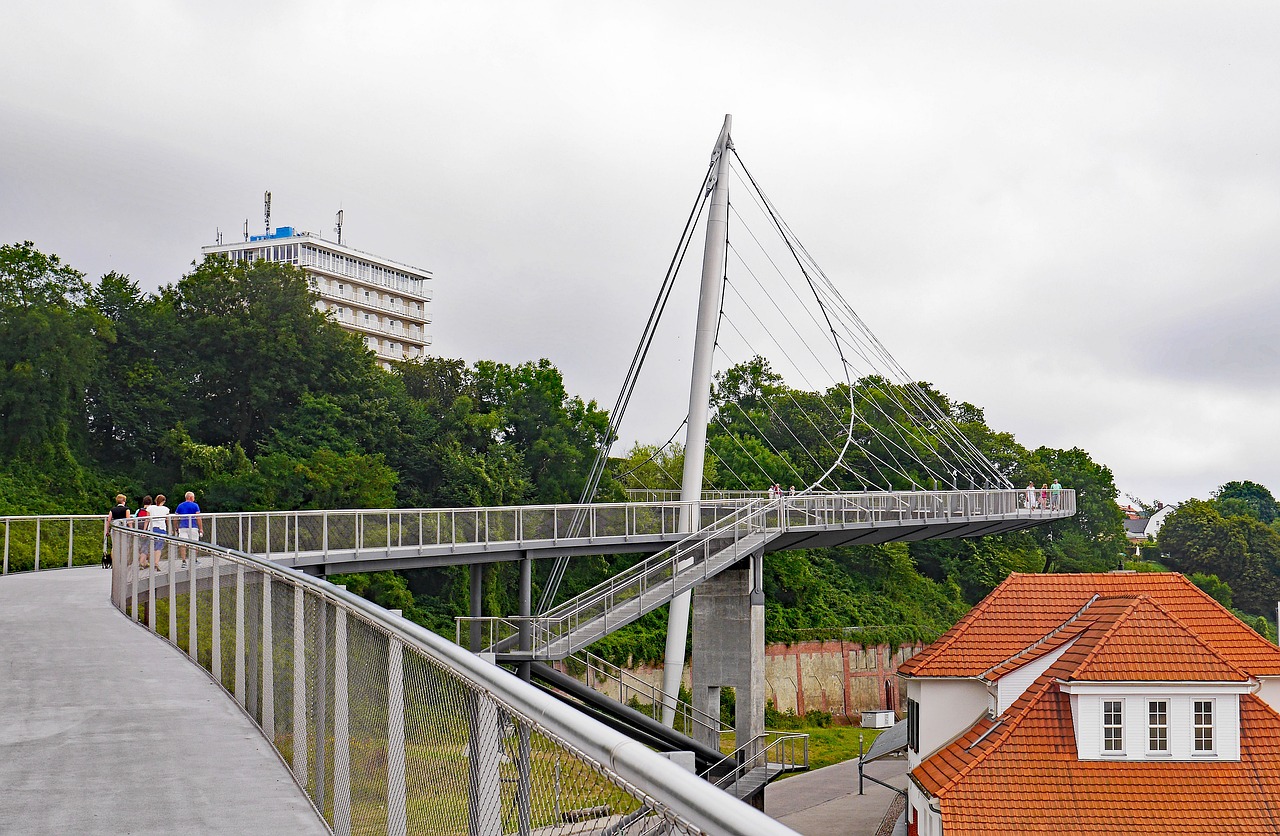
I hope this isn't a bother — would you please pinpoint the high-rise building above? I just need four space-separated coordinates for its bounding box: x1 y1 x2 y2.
201 226 432 367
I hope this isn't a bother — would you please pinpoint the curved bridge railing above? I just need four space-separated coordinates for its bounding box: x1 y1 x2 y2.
106 525 797 836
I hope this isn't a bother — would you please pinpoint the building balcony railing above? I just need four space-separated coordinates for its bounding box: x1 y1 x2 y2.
316 289 431 324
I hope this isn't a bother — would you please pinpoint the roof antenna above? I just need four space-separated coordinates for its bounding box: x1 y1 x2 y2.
335 208 344 246
263 190 272 237
216 226 222 245
243 219 249 242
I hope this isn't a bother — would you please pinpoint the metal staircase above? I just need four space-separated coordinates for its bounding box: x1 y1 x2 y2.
466 499 784 661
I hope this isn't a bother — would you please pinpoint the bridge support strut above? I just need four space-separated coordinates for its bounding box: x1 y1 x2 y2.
692 553 765 768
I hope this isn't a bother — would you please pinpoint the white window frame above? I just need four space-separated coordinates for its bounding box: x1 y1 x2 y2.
1193 699 1216 755
1101 698 1125 755
1147 699 1170 754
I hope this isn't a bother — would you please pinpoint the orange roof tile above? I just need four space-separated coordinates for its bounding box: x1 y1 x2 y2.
1060 596 1249 683
899 573 1280 678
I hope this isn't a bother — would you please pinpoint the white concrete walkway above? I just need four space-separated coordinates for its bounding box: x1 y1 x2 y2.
0 567 328 835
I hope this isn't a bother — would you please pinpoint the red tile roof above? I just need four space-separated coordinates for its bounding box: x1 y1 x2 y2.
908 573 1280 834
1060 596 1249 683
914 689 1280 835
899 572 1280 678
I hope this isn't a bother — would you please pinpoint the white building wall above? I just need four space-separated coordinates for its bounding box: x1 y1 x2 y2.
1256 677 1280 710
995 639 1076 715
907 678 989 765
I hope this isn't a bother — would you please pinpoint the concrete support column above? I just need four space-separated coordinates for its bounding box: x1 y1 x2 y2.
691 554 765 758
469 563 483 652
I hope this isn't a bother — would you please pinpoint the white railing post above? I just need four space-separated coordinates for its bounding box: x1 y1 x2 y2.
168 545 177 643
235 564 246 706
148 553 156 633
212 554 221 683
387 637 407 836
34 518 40 571
2 520 7 574
262 574 274 742
129 535 138 622
67 518 74 568
292 585 307 782
188 552 198 661
334 606 351 836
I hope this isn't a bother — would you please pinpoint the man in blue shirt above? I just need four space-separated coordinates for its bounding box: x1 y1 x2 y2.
175 491 203 567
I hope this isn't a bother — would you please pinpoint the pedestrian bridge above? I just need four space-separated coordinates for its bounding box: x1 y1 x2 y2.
0 489 1072 834
174 489 1074 576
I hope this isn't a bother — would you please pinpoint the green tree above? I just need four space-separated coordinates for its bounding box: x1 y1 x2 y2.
0 243 103 463
165 255 378 452
1212 480 1279 524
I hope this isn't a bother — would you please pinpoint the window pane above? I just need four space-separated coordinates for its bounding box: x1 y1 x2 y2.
1148 700 1168 752
1103 700 1123 752
1194 700 1214 752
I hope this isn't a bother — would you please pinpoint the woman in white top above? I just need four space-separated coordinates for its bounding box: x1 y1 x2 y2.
147 495 171 563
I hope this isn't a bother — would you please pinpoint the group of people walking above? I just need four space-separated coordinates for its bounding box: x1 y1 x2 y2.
1025 479 1063 511
105 491 204 569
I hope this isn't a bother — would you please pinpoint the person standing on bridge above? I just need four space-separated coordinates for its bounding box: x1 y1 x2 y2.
104 494 129 569
174 491 203 568
147 495 171 567
136 496 152 568
1040 483 1050 510
1050 479 1062 510
1025 482 1036 510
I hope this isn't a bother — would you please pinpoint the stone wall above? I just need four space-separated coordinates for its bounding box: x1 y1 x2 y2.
587 639 923 720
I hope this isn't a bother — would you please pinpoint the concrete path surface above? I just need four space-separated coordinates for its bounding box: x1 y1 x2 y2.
765 752 908 836
0 567 328 835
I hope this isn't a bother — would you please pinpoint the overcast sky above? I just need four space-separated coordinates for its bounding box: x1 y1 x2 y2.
4 1 1279 506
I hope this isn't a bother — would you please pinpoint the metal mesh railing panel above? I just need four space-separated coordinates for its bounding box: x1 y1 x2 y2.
108 528 783 836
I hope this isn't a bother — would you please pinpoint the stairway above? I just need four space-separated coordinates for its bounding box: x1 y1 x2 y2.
495 500 783 661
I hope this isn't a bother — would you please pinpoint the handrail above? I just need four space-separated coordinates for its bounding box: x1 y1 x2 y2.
569 650 732 738
479 499 783 659
107 525 799 836
708 732 810 792
3 488 1076 577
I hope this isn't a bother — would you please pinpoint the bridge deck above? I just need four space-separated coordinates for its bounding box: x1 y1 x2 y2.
0 568 327 835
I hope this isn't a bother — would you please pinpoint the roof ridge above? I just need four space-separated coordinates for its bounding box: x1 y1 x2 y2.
1053 594 1154 679
1123 595 1252 680
979 593 1099 681
1060 594 1251 682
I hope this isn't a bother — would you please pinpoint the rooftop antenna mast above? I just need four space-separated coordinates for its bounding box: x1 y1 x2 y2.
216 227 222 245
263 191 272 237
335 209 344 245
243 219 249 242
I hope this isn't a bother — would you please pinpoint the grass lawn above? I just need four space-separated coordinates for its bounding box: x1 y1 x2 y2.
775 725 884 779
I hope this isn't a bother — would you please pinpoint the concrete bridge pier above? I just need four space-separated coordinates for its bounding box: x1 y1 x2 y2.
692 550 766 765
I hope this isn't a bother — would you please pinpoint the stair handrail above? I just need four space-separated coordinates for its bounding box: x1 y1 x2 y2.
707 731 811 792
526 498 782 655
569 649 732 738
542 497 776 622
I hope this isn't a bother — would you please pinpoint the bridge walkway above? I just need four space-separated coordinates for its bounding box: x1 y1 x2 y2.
0 567 327 835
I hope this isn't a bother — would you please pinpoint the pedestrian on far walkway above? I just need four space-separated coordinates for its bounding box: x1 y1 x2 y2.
1025 482 1036 510
104 494 129 569
147 495 171 567
1050 479 1062 510
136 496 153 568
175 491 203 567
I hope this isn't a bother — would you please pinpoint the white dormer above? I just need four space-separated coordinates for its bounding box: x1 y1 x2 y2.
1059 681 1250 761
988 637 1079 716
